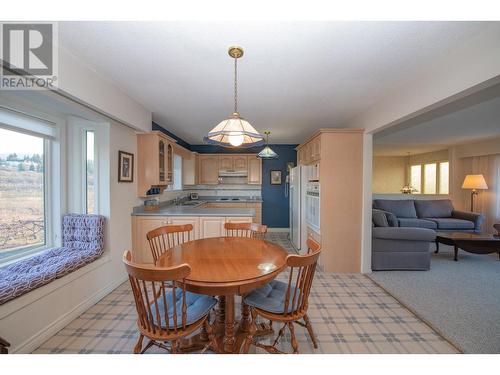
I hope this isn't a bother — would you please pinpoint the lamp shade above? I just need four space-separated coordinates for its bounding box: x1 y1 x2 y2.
462 174 488 190
204 112 264 148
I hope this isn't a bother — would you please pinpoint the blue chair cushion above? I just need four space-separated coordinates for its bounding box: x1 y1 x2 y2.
155 290 217 328
244 280 300 314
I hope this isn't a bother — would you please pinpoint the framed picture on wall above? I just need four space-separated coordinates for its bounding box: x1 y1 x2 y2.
118 151 134 182
270 170 282 185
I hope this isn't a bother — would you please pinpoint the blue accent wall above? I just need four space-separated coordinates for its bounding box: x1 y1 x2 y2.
191 144 298 228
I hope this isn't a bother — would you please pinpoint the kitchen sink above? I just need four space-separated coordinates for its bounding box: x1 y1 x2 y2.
181 201 202 206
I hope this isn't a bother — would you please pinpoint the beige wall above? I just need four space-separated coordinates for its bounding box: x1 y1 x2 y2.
408 149 449 165
372 156 407 193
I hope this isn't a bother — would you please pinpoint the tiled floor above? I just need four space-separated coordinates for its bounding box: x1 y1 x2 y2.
34 233 458 354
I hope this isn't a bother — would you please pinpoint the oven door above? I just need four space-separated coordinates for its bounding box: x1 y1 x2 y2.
305 192 320 233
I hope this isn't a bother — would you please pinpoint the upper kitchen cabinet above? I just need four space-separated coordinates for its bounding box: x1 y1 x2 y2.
247 156 262 184
137 131 176 197
218 155 248 172
297 135 321 165
219 155 233 171
198 154 219 184
233 155 248 171
182 151 199 185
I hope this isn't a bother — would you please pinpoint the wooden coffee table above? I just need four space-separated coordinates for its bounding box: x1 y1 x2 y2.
435 232 500 261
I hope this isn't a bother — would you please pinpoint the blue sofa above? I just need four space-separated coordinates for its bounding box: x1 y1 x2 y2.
372 199 484 232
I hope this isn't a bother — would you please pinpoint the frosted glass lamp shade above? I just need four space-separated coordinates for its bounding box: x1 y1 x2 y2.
257 145 279 159
204 112 264 148
462 174 488 190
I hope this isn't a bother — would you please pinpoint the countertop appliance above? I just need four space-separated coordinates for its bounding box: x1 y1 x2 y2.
305 181 320 234
190 192 199 200
289 166 310 253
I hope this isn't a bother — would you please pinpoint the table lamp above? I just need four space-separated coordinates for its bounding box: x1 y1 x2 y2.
462 174 488 211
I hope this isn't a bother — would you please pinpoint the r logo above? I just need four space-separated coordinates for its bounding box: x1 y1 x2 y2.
2 23 54 76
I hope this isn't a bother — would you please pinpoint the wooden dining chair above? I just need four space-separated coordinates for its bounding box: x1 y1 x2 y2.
147 224 194 263
242 238 321 354
123 250 217 354
224 222 268 239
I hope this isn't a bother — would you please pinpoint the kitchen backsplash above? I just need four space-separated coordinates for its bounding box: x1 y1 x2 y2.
153 184 261 203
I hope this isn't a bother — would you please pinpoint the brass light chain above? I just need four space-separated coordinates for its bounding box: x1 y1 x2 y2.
234 56 238 114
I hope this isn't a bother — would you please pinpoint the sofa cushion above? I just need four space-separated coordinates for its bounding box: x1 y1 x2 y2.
373 200 417 218
425 218 475 230
414 199 454 218
398 218 437 229
372 227 436 242
372 209 389 227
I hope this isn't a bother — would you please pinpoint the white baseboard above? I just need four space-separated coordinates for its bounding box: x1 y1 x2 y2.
12 276 127 354
267 228 290 233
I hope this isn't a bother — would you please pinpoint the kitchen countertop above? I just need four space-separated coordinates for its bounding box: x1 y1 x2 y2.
198 196 263 203
132 205 255 217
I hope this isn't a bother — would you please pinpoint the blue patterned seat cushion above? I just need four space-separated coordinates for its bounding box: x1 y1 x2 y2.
244 280 300 314
0 214 105 305
154 291 217 328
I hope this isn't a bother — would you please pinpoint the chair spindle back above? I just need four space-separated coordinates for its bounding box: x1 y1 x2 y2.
147 224 194 263
224 222 268 239
123 251 191 337
282 238 321 317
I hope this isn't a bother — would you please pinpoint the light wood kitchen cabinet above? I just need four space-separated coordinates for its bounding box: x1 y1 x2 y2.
247 157 262 184
198 155 220 184
168 216 200 239
182 152 199 185
233 155 248 171
131 216 170 263
199 217 225 238
219 155 233 171
297 135 321 165
137 132 176 197
218 155 248 172
296 128 364 273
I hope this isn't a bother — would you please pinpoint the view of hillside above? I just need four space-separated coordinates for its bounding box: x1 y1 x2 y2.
0 153 45 254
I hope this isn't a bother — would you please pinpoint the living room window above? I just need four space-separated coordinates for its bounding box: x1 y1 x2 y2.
410 161 449 195
0 126 49 260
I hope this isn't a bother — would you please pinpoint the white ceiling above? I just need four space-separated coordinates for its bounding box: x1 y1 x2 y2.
59 21 492 144
374 83 500 156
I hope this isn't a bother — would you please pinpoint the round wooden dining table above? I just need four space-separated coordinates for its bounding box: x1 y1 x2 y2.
156 236 288 354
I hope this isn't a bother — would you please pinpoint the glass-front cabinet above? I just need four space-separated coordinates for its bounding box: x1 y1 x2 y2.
137 132 176 197
166 143 173 184
159 139 166 183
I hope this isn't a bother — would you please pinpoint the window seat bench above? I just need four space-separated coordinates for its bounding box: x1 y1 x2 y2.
0 214 105 305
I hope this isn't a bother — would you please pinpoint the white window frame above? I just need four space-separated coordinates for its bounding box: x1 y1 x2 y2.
409 159 450 195
0 105 63 264
67 117 100 214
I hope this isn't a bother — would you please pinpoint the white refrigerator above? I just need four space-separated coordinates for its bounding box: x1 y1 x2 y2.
289 166 310 253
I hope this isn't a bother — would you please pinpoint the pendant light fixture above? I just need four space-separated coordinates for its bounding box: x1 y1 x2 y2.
257 131 279 159
204 46 264 148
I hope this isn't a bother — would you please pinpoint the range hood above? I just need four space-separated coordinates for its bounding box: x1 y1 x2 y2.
218 170 248 177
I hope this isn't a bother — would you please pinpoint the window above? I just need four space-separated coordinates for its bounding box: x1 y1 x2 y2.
410 165 422 194
168 154 183 191
86 131 95 214
424 163 437 194
409 160 449 195
439 162 449 194
0 127 46 258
